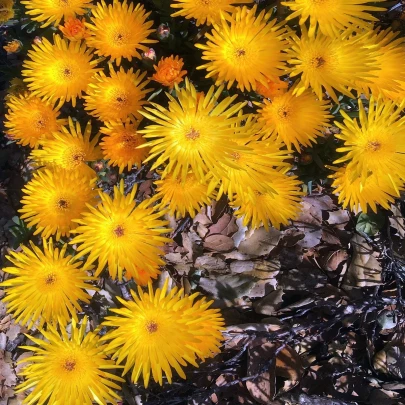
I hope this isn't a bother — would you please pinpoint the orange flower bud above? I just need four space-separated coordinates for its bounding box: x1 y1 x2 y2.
59 17 89 41
152 55 187 89
255 76 288 99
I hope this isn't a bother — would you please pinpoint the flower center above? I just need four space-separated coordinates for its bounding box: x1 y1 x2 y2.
185 128 200 140
72 152 85 163
45 273 57 285
113 31 129 46
277 106 291 119
145 321 158 334
56 198 70 209
63 358 76 372
113 225 125 237
62 67 73 78
231 151 241 161
366 141 381 152
121 133 138 148
33 113 48 130
235 48 246 57
311 56 326 69
112 91 129 109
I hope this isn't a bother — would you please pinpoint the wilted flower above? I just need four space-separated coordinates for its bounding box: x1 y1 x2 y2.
157 23 170 40
3 39 22 53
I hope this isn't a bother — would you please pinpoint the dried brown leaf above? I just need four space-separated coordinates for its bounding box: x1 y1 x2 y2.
204 234 234 252
239 227 281 257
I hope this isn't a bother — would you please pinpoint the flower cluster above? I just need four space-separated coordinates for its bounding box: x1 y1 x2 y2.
1 0 404 402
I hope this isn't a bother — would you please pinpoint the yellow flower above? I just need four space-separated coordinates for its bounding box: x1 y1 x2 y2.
84 66 150 122
70 180 171 282
282 0 385 37
59 17 89 41
257 88 332 151
153 172 216 219
86 0 155 66
0 0 13 8
0 0 14 23
230 171 303 230
100 119 149 174
21 0 93 27
3 39 22 53
16 318 124 405
22 35 102 107
4 93 67 148
139 79 247 182
355 28 405 99
171 0 253 26
255 76 288 99
101 278 224 387
329 165 401 214
286 27 377 102
0 239 97 328
152 55 187 89
334 97 405 192
208 117 292 200
196 5 289 92
30 117 102 179
19 169 98 241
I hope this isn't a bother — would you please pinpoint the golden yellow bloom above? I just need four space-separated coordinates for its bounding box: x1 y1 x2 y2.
5 93 66 148
282 0 385 37
0 0 14 23
208 117 292 199
0 0 14 8
355 29 405 99
196 5 289 92
100 119 149 174
255 76 288 99
329 165 400 214
22 35 102 107
86 0 155 66
286 27 377 102
152 55 187 89
3 39 22 53
30 117 102 179
153 172 216 219
171 0 253 26
21 0 93 27
59 17 89 41
16 318 124 405
139 79 247 182
19 170 98 241
257 88 332 151
231 172 303 230
70 180 171 281
334 97 405 192
0 239 96 328
84 66 150 122
101 278 224 387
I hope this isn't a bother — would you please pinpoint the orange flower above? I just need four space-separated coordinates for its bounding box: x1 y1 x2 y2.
255 76 288 99
3 40 22 53
152 55 187 89
59 17 89 41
